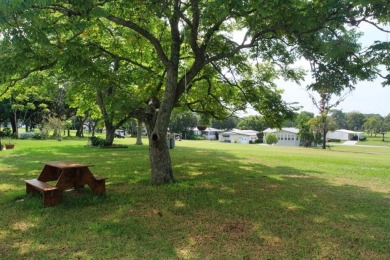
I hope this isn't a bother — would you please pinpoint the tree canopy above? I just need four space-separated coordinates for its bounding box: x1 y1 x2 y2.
0 0 389 184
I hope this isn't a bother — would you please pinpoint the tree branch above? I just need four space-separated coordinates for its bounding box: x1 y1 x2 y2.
105 15 170 66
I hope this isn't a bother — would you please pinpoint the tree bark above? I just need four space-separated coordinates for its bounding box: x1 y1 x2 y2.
322 128 327 149
75 116 85 137
105 124 115 145
10 113 17 134
146 67 178 184
149 134 174 184
136 119 143 145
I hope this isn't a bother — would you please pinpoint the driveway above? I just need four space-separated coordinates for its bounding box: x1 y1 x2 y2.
343 141 358 145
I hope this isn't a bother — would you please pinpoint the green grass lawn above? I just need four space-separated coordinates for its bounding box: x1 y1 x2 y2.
1 138 389 259
359 133 390 146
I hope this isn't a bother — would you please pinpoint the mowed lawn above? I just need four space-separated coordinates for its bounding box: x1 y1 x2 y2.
0 138 389 259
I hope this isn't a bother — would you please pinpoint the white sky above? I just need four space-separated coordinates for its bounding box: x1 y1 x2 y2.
279 22 390 117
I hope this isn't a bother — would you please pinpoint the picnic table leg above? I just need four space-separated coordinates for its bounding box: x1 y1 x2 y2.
43 189 60 207
55 169 78 191
80 168 106 194
38 165 62 182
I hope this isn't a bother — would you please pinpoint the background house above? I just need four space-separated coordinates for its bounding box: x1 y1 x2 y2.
218 129 259 144
263 128 300 146
193 127 224 140
326 129 364 141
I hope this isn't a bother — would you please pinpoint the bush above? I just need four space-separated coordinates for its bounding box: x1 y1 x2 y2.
89 136 108 147
33 132 48 140
18 132 47 140
265 133 278 145
19 132 36 139
1 127 11 137
327 139 341 143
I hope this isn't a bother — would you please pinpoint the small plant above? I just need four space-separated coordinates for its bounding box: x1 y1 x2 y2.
265 133 278 145
2 127 11 137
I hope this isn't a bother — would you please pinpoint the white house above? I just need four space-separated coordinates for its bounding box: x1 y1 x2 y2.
193 127 224 140
219 129 259 144
326 129 364 141
263 128 300 146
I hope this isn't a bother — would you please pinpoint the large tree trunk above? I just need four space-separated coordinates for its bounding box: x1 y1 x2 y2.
147 67 177 185
145 116 174 184
105 124 116 146
149 135 174 184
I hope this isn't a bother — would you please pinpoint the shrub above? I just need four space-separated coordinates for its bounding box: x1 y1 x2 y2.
265 133 278 145
2 127 11 137
33 132 48 140
89 136 108 147
327 139 341 143
19 132 36 139
19 131 47 140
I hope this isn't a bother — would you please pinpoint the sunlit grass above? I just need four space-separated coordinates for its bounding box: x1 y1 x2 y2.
0 137 389 258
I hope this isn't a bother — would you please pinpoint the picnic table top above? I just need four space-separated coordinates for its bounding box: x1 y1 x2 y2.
42 161 94 169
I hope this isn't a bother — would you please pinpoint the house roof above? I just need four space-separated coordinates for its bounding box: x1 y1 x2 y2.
263 127 299 134
333 129 364 134
192 127 224 132
222 129 259 136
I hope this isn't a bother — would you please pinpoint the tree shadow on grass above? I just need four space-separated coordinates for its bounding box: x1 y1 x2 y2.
0 144 389 258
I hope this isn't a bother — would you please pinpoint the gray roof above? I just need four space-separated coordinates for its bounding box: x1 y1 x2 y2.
222 129 259 136
263 127 299 134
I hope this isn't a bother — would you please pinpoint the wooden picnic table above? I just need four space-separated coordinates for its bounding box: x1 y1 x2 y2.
25 161 107 207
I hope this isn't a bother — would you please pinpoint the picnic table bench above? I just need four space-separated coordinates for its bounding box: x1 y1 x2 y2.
25 161 107 207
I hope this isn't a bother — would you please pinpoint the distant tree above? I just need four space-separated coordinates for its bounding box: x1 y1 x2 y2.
309 116 337 148
363 115 383 136
265 133 278 145
302 25 376 149
329 109 346 129
211 117 239 130
169 110 198 139
43 116 66 139
385 113 390 124
296 111 315 147
364 115 389 141
135 119 144 145
283 117 297 128
346 112 366 131
122 118 138 137
237 115 267 131
379 122 390 142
